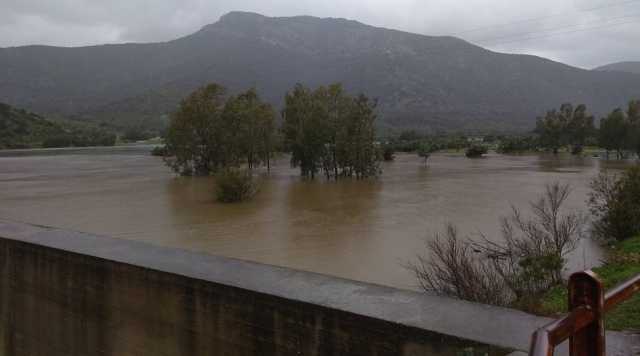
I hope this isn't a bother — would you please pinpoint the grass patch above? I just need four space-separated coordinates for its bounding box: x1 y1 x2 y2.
538 235 640 331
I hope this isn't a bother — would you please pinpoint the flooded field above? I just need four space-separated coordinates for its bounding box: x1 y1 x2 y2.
0 147 631 290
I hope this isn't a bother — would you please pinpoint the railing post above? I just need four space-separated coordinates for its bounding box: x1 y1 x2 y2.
568 271 605 356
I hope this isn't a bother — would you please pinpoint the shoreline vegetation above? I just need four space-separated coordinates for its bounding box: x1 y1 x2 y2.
538 235 640 331
409 165 640 332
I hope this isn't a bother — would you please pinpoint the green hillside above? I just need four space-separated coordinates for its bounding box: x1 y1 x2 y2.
0 102 116 149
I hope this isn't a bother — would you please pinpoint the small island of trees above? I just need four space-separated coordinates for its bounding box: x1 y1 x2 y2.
161 82 382 202
282 83 380 180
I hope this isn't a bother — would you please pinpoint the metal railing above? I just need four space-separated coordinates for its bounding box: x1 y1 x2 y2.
529 270 640 356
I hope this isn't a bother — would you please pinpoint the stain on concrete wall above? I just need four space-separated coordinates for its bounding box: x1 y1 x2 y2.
0 238 504 356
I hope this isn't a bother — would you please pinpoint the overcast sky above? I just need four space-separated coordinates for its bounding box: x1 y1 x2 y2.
1 0 638 68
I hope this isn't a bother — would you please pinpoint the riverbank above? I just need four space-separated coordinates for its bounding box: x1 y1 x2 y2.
538 235 640 331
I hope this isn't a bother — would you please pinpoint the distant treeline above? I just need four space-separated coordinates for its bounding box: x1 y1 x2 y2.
0 102 116 149
382 100 640 158
535 101 640 158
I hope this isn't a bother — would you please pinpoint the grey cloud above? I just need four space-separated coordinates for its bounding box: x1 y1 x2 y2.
0 0 638 68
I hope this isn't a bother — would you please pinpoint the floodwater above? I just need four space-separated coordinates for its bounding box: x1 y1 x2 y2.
0 146 632 290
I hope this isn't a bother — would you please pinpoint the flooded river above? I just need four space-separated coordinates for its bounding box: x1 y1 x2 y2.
0 146 632 290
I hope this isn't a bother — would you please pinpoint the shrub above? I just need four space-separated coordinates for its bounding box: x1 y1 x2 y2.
382 143 395 161
465 145 488 158
214 168 259 203
408 183 584 310
406 224 511 306
151 145 167 157
589 166 640 242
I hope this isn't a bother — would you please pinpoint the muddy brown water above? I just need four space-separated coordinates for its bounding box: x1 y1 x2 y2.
0 146 632 290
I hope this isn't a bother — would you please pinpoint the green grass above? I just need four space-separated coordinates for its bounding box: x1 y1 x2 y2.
538 235 640 331
617 236 640 254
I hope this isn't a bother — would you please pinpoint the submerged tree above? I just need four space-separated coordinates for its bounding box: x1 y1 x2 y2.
214 167 259 203
599 108 629 159
164 83 227 175
565 104 595 154
282 83 381 179
281 84 326 178
164 84 276 176
345 94 380 179
417 142 436 165
627 100 640 158
536 103 595 154
223 88 276 170
536 109 567 154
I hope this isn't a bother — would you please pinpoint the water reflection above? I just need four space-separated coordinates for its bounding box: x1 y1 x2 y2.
0 148 633 290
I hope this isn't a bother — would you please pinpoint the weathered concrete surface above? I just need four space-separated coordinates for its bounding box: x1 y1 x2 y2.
0 220 636 356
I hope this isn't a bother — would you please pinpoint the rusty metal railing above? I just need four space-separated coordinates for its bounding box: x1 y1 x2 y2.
529 270 640 356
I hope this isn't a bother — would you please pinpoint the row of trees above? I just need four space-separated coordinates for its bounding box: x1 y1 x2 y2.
535 103 596 154
599 100 640 159
164 83 381 180
282 83 380 179
164 84 275 176
535 100 640 157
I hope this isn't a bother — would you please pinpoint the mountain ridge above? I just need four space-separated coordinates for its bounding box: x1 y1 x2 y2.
1 12 639 133
594 61 640 75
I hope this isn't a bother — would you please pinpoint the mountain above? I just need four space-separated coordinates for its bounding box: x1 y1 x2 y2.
2 12 640 133
594 62 640 75
0 102 115 149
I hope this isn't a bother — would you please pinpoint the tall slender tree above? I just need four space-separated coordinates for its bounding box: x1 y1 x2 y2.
627 100 640 158
223 88 276 170
536 108 567 154
599 108 629 159
566 104 595 154
281 84 326 178
164 83 227 175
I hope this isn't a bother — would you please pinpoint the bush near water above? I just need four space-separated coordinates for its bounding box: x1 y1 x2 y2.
214 168 259 203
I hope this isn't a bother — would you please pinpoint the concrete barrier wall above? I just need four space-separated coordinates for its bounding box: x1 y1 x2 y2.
0 220 633 356
0 238 473 356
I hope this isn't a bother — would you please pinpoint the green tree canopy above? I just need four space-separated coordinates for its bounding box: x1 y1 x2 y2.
223 88 276 170
627 100 640 158
417 142 436 164
282 83 380 179
599 108 629 159
536 103 595 154
164 83 276 175
565 104 595 154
